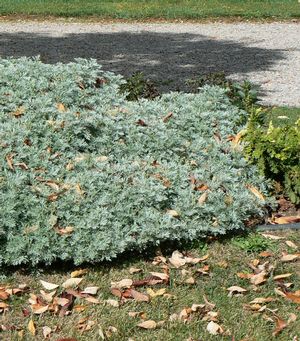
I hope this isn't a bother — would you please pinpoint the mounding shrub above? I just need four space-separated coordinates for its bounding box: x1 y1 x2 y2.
0 57 270 266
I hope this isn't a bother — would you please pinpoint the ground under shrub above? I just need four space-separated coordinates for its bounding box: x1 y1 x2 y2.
0 58 270 266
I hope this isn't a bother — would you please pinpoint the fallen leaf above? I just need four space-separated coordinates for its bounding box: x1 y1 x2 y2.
273 273 292 280
130 289 150 302
62 278 83 289
169 251 186 268
128 311 146 319
274 288 286 298
185 277 196 285
6 154 14 171
56 226 74 235
259 251 273 257
81 287 99 295
261 233 284 240
250 271 267 286
40 290 56 303
236 272 254 279
149 272 169 281
281 254 299 262
274 216 300 224
105 299 119 308
227 286 247 296
137 320 157 329
85 296 100 304
285 292 300 304
203 295 216 310
167 209 180 218
42 326 52 339
12 106 25 117
71 269 88 278
32 304 49 315
198 192 208 206
246 184 265 201
57 103 66 112
162 112 173 123
105 326 118 338
285 240 298 249
129 267 142 274
111 279 133 289
206 321 223 335
249 297 274 304
40 280 59 291
272 316 287 336
146 288 166 298
287 313 297 325
28 319 36 336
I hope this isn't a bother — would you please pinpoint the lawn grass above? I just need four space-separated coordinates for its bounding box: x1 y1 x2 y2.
0 0 299 20
1 231 300 340
267 106 300 127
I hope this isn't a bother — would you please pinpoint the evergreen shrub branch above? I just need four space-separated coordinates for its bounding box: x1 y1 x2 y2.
0 57 271 266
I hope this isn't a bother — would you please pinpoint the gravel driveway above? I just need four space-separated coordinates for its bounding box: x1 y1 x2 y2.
0 21 299 106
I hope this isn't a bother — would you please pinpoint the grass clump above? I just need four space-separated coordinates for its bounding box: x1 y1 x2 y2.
0 57 271 267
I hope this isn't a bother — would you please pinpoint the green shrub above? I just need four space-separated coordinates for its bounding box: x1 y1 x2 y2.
186 72 260 113
0 57 270 266
120 72 160 101
243 114 300 204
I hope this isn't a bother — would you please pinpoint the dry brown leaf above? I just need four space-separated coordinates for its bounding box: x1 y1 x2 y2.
285 240 298 249
272 316 287 336
0 290 9 300
81 287 99 295
149 272 169 281
287 313 297 325
162 112 173 123
274 216 300 224
206 321 224 335
40 290 56 303
250 271 267 286
55 297 70 306
285 292 300 304
236 272 254 279
249 297 274 304
185 277 196 285
167 209 180 218
105 299 120 308
227 286 247 296
146 288 166 298
105 326 118 338
85 296 100 304
261 233 284 240
42 326 52 339
130 289 150 302
281 254 299 262
71 269 88 278
246 184 265 201
6 154 14 171
137 320 157 329
32 304 49 315
129 267 142 274
111 279 133 289
259 251 273 258
73 305 87 312
274 288 286 298
28 319 36 336
40 280 59 291
57 103 66 112
62 277 83 289
203 295 216 310
56 226 74 235
198 192 208 206
12 106 25 117
128 311 146 319
273 273 292 280
169 251 186 268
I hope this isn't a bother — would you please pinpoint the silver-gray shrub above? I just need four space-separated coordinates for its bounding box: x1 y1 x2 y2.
0 57 269 266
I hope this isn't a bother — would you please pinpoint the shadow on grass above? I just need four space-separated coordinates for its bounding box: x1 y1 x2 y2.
0 30 285 91
0 228 257 278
